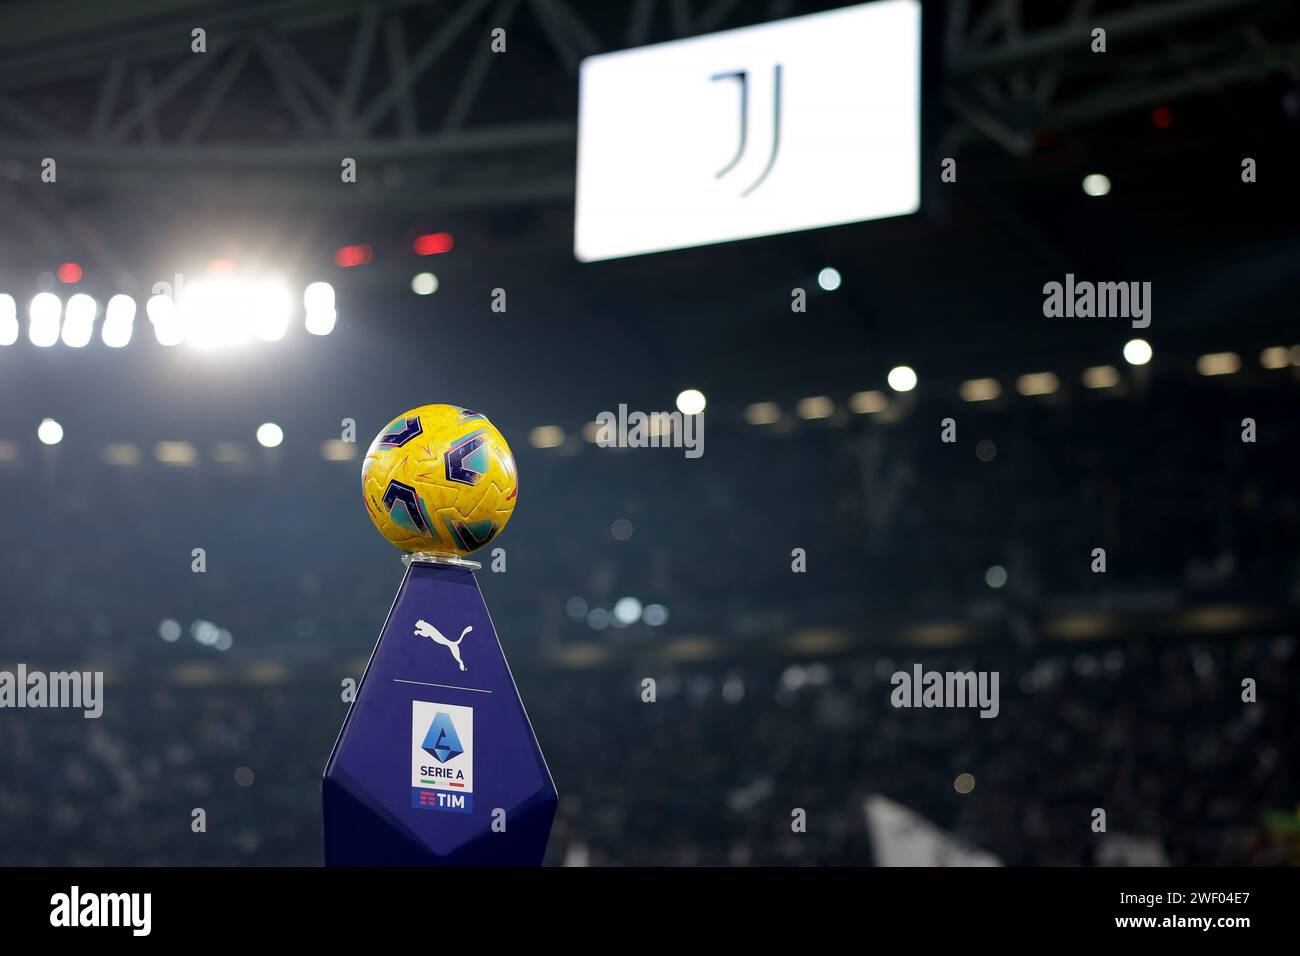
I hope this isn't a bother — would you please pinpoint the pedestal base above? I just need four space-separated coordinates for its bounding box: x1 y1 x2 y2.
323 559 557 866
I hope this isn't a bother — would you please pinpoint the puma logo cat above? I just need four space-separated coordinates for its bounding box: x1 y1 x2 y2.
414 620 473 671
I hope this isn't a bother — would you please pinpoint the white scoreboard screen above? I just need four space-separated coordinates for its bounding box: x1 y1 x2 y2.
575 0 922 262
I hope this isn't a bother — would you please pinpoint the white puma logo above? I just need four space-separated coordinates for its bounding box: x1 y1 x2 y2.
414 620 473 671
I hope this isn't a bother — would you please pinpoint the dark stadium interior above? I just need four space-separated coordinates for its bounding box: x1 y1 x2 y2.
2 0 1299 866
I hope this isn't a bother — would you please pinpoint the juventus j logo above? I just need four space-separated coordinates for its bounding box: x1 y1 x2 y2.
712 64 782 197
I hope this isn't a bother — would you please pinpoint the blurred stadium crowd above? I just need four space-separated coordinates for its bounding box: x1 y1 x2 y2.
1 369 1297 865
1 638 1295 866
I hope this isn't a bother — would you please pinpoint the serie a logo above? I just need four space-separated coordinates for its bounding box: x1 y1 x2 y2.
411 701 474 813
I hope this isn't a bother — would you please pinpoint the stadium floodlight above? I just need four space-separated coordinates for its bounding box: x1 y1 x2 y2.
529 425 565 448
959 378 1001 402
1015 372 1060 396
676 389 707 415
1123 338 1153 366
101 295 136 348
28 292 62 347
182 279 256 349
1082 173 1111 197
796 396 834 419
61 293 98 348
1082 365 1120 389
613 596 643 625
103 442 141 466
849 390 888 413
0 294 17 346
256 422 284 448
305 308 337 335
887 365 918 392
154 441 198 465
37 418 64 445
1196 352 1240 376
147 294 184 346
643 603 669 626
252 281 293 342
1260 346 1289 369
304 281 335 312
743 402 781 425
304 281 337 335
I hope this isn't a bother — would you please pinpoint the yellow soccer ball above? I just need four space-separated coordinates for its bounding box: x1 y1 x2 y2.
361 404 518 556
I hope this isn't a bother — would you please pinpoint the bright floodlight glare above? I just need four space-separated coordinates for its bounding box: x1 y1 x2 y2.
0 294 17 346
305 308 337 335
146 294 184 346
1123 338 1153 366
887 365 917 392
101 294 136 348
304 281 335 312
252 282 292 342
37 418 64 445
676 388 707 415
613 596 643 625
182 279 256 349
817 267 842 292
28 292 61 347
60 293 98 348
256 422 284 448
1082 173 1111 197
411 272 439 295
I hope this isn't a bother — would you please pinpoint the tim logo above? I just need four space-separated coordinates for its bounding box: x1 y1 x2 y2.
414 619 472 671
712 63 782 196
411 701 474 812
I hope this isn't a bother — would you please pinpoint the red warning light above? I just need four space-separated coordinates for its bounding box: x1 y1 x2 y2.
1151 107 1174 129
56 262 82 283
334 244 374 268
413 232 455 256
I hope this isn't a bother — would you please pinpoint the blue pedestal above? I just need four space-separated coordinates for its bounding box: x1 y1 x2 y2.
323 560 557 866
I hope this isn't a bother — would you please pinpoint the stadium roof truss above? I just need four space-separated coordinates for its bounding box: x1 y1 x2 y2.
0 0 1294 208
